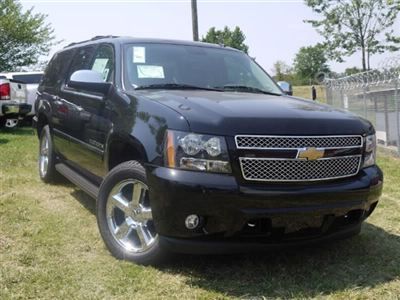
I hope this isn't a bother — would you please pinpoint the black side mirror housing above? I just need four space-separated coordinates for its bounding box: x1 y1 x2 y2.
277 81 293 96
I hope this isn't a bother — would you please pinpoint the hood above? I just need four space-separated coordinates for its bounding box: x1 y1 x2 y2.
135 90 373 136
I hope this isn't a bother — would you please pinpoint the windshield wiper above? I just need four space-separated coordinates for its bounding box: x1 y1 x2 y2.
134 83 222 92
215 84 282 96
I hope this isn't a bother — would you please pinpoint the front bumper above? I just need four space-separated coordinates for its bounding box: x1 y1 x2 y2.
1 102 32 117
147 165 383 253
159 223 362 254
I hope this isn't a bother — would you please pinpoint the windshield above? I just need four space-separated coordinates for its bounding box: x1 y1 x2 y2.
123 43 282 95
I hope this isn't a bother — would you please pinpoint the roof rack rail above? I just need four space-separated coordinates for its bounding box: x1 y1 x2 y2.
64 35 120 48
91 35 119 41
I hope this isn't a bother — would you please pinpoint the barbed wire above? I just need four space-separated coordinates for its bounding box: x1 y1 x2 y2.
323 55 400 90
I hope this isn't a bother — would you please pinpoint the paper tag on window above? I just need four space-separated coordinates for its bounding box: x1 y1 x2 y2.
92 58 109 74
137 65 165 79
133 47 146 63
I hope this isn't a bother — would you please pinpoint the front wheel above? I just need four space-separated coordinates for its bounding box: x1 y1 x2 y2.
96 161 168 265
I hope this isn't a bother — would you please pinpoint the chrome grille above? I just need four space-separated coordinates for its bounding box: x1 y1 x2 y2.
235 135 363 149
239 156 362 182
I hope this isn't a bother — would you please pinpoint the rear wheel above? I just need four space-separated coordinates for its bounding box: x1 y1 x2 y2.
38 125 57 182
96 161 168 265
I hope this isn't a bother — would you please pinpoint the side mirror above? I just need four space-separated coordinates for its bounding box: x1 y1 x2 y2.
68 70 111 94
277 81 293 96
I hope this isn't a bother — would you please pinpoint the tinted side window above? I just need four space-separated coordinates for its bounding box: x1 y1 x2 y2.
90 44 114 83
68 46 96 77
41 50 74 92
12 74 43 84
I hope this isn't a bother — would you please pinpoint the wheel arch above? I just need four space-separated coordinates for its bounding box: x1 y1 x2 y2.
105 134 149 172
37 113 50 138
36 98 53 138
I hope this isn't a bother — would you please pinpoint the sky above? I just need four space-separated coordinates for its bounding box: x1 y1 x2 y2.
20 0 400 74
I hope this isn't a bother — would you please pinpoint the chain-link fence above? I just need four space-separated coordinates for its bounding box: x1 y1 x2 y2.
324 56 400 155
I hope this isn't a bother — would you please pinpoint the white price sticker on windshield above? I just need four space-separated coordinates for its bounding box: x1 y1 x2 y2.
133 47 146 63
137 65 165 79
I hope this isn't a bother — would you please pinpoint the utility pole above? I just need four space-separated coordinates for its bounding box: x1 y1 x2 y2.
191 0 199 41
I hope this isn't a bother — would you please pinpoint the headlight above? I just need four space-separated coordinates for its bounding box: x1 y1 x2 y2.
363 134 376 168
164 130 231 173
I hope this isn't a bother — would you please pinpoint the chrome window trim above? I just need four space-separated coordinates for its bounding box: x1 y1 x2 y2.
235 135 364 150
61 85 104 101
53 128 104 156
239 155 362 182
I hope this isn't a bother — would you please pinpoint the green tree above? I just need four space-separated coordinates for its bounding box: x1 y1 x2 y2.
0 0 56 72
271 60 294 82
344 66 362 76
305 0 400 71
293 44 330 85
201 26 249 53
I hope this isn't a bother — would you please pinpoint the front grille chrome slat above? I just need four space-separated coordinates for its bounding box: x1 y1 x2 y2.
236 135 363 182
239 156 362 182
235 135 363 150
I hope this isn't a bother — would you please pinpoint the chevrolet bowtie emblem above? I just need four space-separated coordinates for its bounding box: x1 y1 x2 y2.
298 147 325 160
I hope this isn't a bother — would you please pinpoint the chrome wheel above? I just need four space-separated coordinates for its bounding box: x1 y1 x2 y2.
106 179 157 253
39 134 49 177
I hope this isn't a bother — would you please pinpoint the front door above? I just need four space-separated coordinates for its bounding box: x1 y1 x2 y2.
58 44 115 178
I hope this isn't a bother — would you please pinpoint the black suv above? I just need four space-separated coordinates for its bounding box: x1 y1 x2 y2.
34 36 383 265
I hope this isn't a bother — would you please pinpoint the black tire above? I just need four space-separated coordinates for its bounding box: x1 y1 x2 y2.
38 125 57 183
0 117 6 129
96 160 169 265
21 115 33 127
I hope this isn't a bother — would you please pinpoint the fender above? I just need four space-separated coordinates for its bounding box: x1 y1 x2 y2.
104 92 190 171
104 129 148 172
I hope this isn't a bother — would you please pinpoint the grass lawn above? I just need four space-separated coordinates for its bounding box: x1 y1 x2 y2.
1 127 400 299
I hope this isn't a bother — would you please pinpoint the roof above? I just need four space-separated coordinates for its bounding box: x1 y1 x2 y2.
62 35 240 52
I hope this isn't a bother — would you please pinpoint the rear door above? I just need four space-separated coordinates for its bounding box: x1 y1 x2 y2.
39 50 75 159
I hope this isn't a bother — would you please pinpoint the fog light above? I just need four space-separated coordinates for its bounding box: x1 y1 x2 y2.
185 214 200 229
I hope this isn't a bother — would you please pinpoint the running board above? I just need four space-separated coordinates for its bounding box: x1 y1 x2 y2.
55 163 99 199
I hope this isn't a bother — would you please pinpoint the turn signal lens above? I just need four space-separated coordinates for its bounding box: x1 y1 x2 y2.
166 130 176 167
